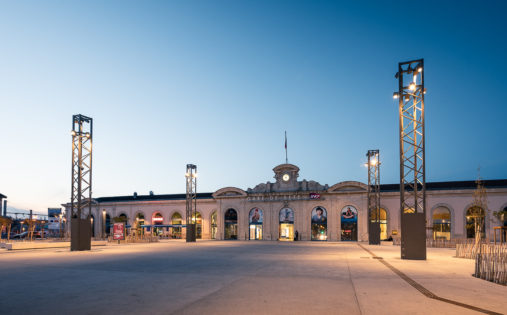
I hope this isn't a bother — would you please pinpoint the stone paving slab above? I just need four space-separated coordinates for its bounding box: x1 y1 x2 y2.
0 241 505 314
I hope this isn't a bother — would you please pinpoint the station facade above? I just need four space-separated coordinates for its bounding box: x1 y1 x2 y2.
64 164 507 241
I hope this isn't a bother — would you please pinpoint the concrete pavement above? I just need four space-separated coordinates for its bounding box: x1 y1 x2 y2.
0 241 505 314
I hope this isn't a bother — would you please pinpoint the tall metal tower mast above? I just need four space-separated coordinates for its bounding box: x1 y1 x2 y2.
185 164 197 242
394 59 427 260
367 149 381 245
70 114 93 251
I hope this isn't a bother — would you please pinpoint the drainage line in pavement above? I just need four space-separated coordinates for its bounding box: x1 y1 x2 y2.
357 244 502 315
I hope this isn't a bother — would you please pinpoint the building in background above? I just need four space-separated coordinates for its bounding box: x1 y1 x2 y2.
63 164 507 241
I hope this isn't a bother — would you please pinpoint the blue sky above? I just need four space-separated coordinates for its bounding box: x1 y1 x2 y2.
1 0 506 214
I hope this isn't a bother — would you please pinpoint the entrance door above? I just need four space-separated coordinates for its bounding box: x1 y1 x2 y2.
224 209 238 240
311 206 327 241
249 208 263 240
341 206 358 241
279 207 294 241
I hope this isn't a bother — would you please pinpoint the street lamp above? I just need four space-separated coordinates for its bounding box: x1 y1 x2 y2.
366 150 381 245
394 59 427 260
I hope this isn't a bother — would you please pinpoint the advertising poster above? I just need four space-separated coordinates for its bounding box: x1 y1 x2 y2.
311 206 327 224
341 206 358 222
113 222 125 240
279 208 294 223
249 208 263 224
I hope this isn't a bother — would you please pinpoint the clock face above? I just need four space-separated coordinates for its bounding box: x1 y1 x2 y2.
282 174 290 182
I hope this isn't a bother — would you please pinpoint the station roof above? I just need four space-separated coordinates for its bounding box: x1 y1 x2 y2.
95 192 214 203
0 193 6 199
379 179 507 192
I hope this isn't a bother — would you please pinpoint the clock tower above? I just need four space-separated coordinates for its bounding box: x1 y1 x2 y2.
273 164 299 191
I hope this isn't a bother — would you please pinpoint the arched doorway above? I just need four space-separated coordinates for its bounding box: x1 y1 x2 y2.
135 213 145 236
105 214 111 236
195 212 202 239
370 208 388 240
152 212 164 236
249 208 263 240
379 208 387 240
224 209 238 240
279 207 294 241
211 211 217 239
466 206 485 239
311 206 327 241
341 206 358 241
433 207 451 240
171 212 182 239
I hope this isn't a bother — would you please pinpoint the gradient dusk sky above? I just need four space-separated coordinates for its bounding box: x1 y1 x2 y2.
1 1 506 214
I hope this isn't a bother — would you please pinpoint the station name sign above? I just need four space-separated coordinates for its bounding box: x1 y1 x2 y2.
247 193 324 202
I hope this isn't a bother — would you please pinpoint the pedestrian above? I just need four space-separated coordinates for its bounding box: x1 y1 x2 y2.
295 230 299 241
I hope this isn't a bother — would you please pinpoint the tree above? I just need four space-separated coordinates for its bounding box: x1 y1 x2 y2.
470 177 488 245
0 216 13 240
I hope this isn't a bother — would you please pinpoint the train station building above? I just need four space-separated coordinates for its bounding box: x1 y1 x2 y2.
63 163 507 241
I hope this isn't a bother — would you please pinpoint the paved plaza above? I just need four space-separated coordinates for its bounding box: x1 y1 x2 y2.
0 241 506 314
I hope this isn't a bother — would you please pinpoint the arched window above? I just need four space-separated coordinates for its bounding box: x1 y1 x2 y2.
105 214 111 236
379 208 387 240
210 211 217 239
171 212 182 239
152 212 164 236
311 206 327 241
195 212 202 239
249 208 263 240
432 207 451 240
341 206 358 241
279 208 294 241
119 213 128 222
224 209 238 240
135 213 145 236
466 206 485 239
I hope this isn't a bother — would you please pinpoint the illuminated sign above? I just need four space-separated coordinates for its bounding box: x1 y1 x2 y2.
309 193 321 199
113 222 125 240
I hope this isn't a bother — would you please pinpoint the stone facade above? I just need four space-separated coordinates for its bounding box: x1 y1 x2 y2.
63 163 507 241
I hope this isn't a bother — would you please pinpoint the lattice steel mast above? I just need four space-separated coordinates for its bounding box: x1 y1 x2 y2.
367 149 381 245
185 164 197 242
70 114 93 251
394 59 426 260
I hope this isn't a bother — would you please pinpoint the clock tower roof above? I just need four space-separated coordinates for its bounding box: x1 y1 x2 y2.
273 163 300 174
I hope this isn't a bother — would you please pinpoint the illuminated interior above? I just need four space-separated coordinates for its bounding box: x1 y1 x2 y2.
171 212 182 239
432 207 451 240
211 211 217 239
279 223 294 241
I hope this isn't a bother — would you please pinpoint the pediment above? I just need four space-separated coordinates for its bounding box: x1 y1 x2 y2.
328 181 367 193
213 187 247 198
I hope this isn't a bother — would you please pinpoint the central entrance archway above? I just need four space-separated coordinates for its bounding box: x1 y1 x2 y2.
279 207 294 241
224 209 238 240
249 208 263 240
